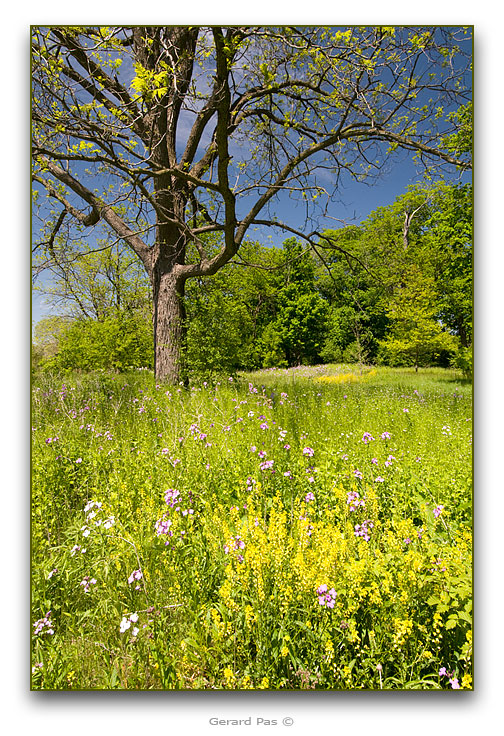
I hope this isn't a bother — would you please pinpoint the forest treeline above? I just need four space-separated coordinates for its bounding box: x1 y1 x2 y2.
32 181 472 379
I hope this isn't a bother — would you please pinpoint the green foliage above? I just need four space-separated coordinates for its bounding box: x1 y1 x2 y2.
424 183 472 348
43 313 153 373
451 345 473 379
268 284 329 366
184 294 252 380
378 265 457 369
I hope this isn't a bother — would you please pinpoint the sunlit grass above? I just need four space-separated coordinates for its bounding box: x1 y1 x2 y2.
31 365 473 690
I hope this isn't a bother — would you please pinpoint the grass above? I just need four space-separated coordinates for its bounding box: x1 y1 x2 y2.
31 364 473 690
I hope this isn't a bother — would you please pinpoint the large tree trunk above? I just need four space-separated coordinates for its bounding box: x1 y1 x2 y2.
153 270 186 383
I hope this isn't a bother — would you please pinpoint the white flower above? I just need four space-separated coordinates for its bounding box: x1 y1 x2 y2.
119 617 131 633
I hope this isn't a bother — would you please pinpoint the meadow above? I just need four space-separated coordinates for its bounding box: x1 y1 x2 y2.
31 364 472 690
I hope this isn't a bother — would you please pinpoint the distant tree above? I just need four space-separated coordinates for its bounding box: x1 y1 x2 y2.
378 265 456 370
32 26 471 382
42 313 153 372
33 315 75 360
266 283 329 366
425 183 472 348
33 227 151 321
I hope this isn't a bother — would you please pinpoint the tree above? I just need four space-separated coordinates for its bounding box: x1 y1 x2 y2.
424 182 472 348
378 264 457 371
43 313 153 372
32 26 471 382
33 226 152 321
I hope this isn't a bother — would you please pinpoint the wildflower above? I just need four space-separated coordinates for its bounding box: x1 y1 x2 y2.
449 678 460 689
283 444 291 450
258 450 267 458
439 667 447 677
374 476 385 483
155 516 172 536
371 457 378 465
260 422 269 430
283 470 292 478
31 662 43 674
433 505 444 518
362 432 374 444
384 455 396 467
128 569 143 585
305 491 315 502
346 491 365 511
120 617 131 633
353 469 363 480
316 585 337 608
303 447 315 457
461 674 472 689
250 445 257 453
70 544 86 555
47 568 58 579
354 520 374 541
259 459 274 471
33 611 54 636
80 576 97 593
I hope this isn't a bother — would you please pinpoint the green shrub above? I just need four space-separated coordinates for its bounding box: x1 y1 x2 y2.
43 314 153 373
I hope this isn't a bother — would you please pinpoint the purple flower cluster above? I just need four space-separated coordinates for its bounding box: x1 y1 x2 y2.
303 447 315 457
354 519 374 541
128 569 143 589
33 611 54 636
259 459 274 472
362 432 374 444
439 667 460 689
346 490 365 512
154 516 172 537
433 504 444 518
224 535 245 562
164 488 181 507
305 491 315 503
316 584 337 608
80 575 97 593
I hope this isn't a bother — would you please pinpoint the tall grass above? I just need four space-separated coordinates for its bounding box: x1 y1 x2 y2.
31 365 472 690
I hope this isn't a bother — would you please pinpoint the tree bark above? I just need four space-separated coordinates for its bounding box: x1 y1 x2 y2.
152 269 186 384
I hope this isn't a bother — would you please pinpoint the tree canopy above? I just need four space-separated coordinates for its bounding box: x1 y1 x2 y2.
32 25 472 381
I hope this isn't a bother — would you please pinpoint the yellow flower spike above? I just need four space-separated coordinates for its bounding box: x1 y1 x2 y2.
461 673 472 689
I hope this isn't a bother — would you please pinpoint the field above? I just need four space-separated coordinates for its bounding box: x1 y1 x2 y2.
31 364 473 690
